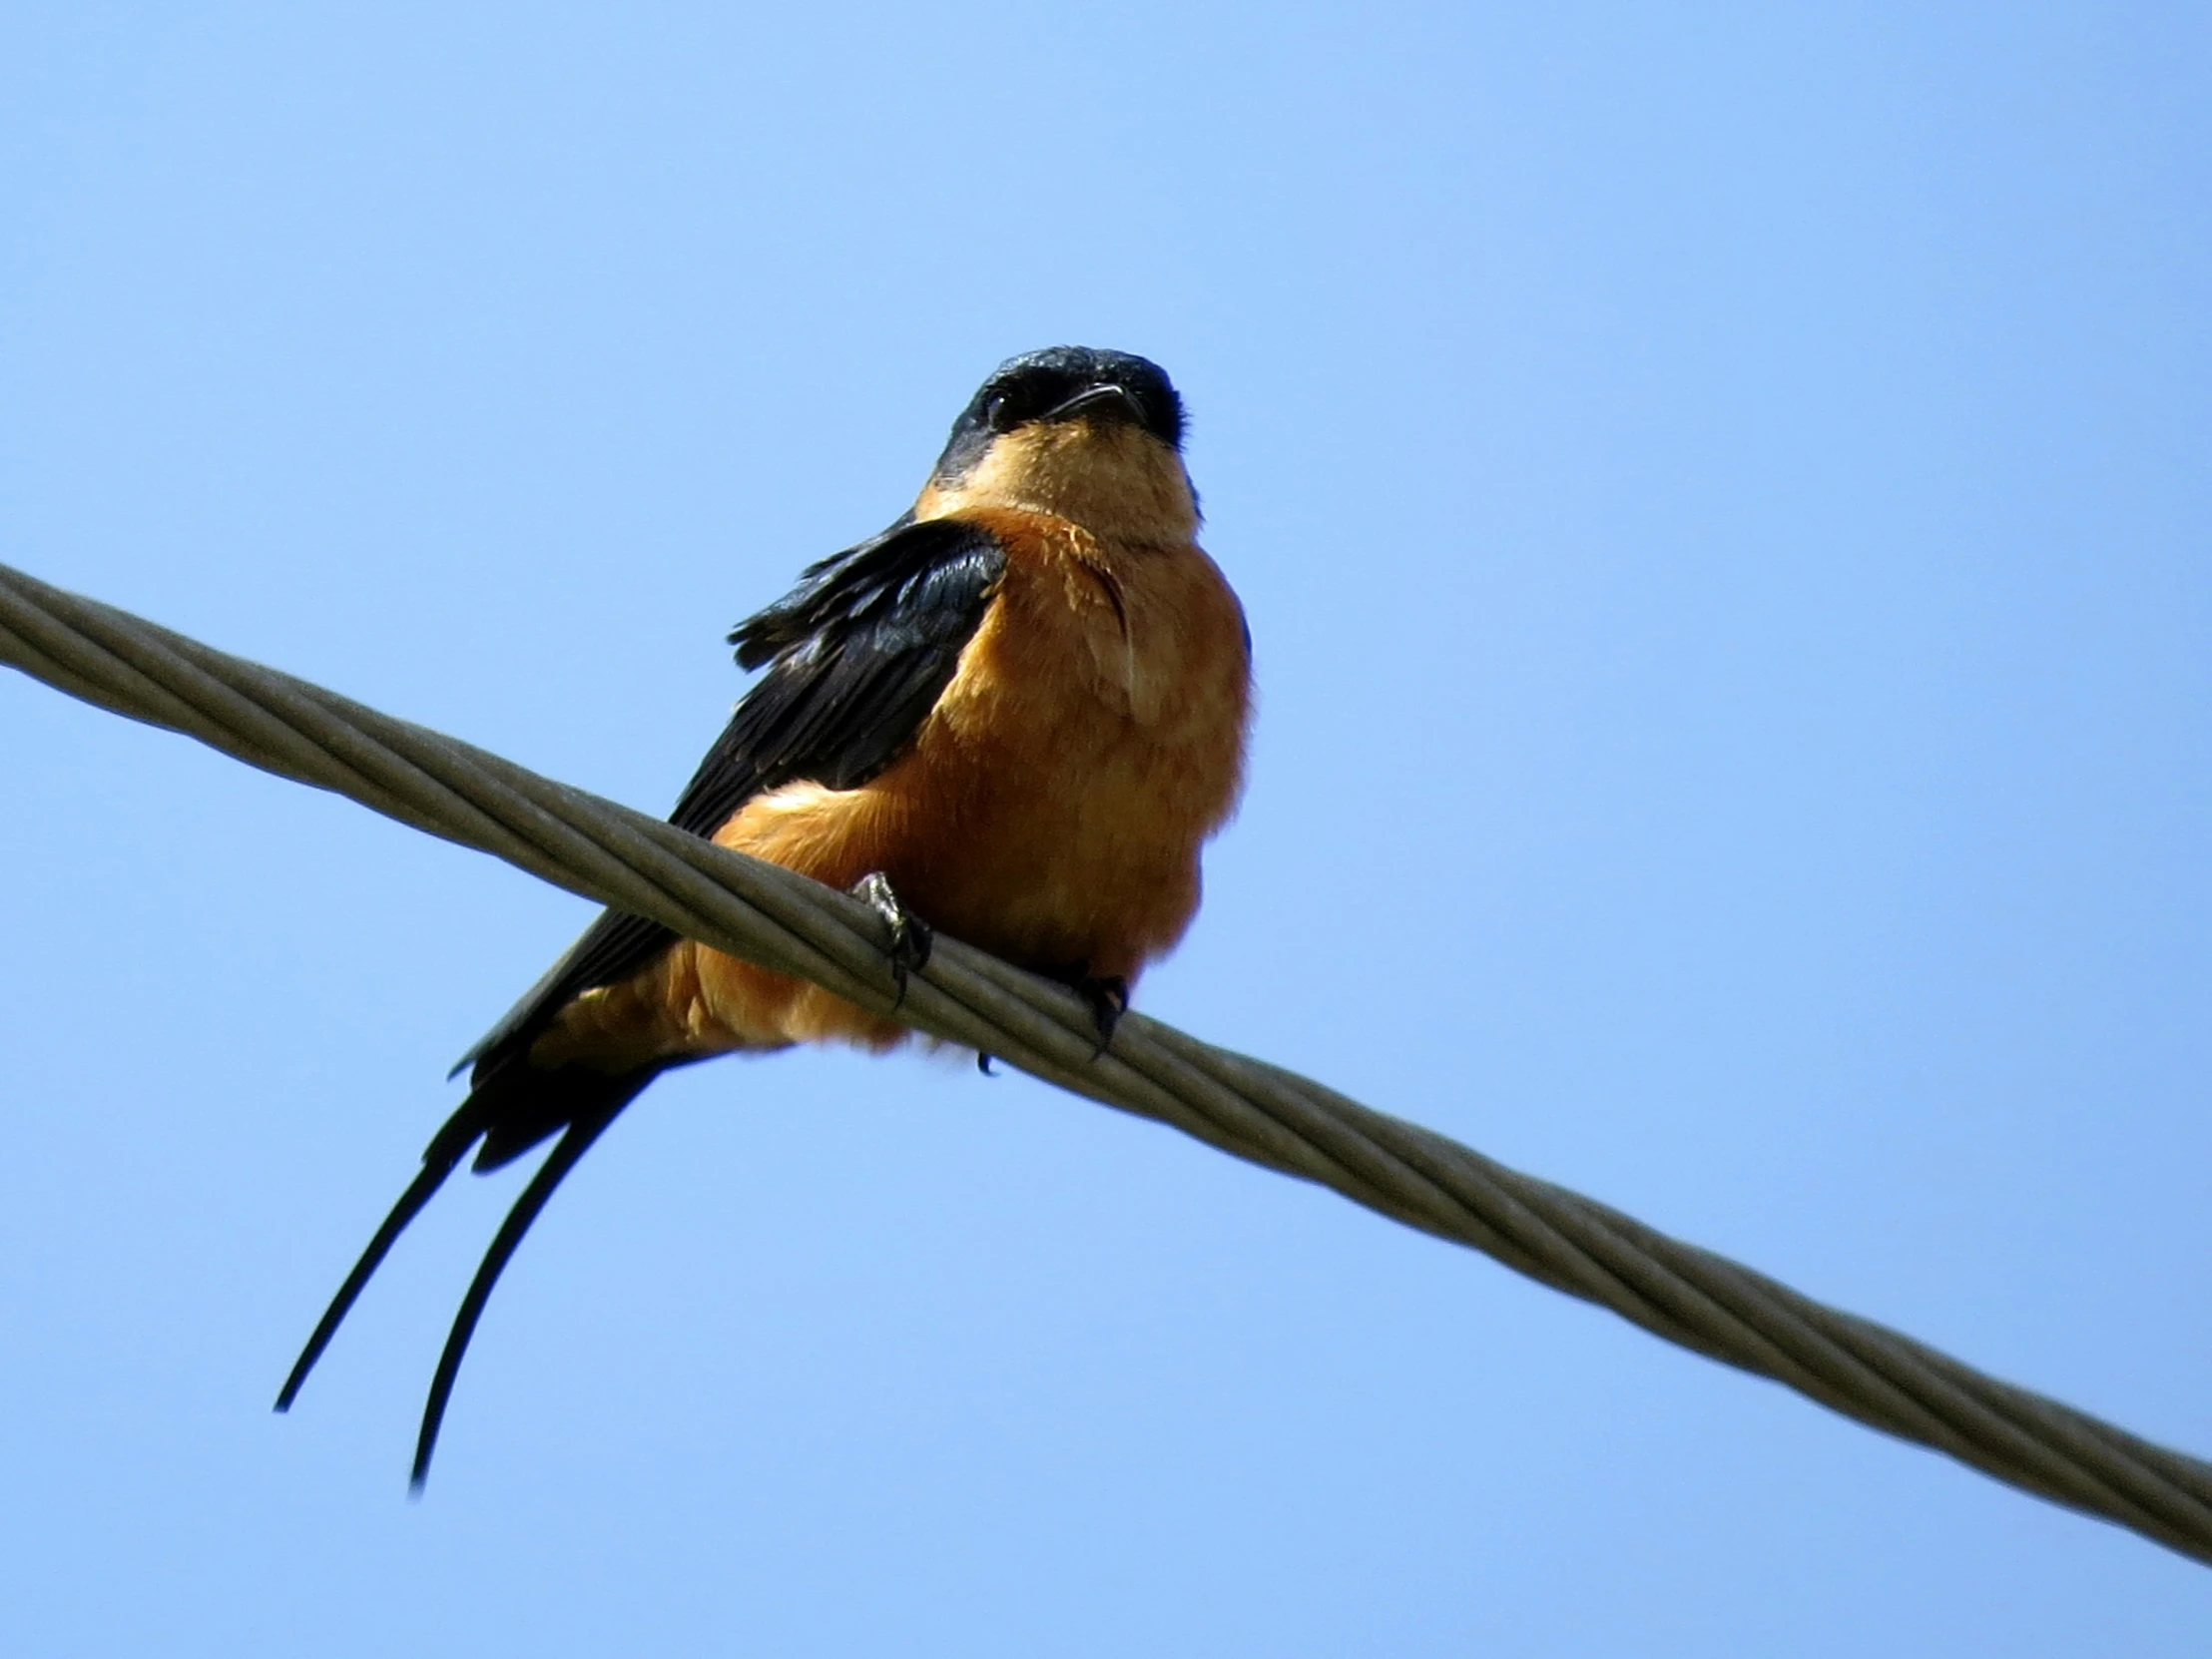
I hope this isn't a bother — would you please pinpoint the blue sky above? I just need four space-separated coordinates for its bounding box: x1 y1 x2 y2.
4 3 2209 1651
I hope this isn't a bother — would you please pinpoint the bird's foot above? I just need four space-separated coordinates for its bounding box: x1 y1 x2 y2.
1071 973 1129 1058
851 872 933 1007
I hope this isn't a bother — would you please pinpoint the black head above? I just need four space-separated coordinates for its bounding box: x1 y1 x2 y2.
932 346 1185 482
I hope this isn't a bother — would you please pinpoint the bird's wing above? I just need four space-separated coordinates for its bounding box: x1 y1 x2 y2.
458 513 1007 1076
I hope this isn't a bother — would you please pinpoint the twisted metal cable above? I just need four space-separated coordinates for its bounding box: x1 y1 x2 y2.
3 557 2208 1565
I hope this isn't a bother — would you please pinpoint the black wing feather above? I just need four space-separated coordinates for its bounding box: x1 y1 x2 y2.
280 515 1005 1474
456 514 1005 1078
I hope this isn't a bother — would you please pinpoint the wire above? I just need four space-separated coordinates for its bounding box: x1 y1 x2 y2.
4 558 2209 1564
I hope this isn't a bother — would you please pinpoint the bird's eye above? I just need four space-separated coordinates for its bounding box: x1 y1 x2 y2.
985 393 1013 431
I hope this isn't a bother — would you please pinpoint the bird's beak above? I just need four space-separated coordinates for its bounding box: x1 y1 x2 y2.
1044 382 1148 425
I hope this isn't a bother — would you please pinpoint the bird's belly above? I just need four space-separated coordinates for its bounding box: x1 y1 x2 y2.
883 561 1249 977
665 712 1222 1055
896 717 1216 977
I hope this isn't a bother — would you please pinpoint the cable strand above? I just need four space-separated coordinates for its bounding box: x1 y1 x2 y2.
4 559 2208 1565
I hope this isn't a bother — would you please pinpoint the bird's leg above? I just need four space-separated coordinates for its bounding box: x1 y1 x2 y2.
1076 975 1129 1056
850 871 933 1007
1039 963 1127 1057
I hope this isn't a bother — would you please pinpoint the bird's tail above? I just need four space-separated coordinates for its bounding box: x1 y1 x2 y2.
275 1054 665 1487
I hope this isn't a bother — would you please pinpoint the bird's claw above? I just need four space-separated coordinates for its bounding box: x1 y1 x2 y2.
1074 974 1128 1058
851 872 932 1007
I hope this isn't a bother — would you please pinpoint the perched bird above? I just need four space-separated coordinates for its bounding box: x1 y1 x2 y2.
276 346 1253 1485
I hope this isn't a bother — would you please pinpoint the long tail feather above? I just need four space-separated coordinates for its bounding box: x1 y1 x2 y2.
275 1095 493 1411
410 1098 630 1490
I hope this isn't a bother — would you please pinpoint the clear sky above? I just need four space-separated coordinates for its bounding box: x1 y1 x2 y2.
4 3 2209 1652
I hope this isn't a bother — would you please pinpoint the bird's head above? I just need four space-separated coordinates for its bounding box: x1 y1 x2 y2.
916 347 1199 544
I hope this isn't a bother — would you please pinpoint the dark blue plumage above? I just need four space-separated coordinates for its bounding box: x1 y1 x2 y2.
462 514 1006 1095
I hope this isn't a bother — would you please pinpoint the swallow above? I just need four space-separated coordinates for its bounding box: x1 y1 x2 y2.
275 346 1253 1485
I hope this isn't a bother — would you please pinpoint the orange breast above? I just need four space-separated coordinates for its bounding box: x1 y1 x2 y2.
537 508 1251 1065
873 506 1251 973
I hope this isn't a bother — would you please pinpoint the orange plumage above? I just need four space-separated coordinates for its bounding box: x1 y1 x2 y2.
540 493 1250 1065
278 346 1251 1483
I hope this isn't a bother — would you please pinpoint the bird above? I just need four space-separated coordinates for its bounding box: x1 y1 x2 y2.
274 346 1254 1486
